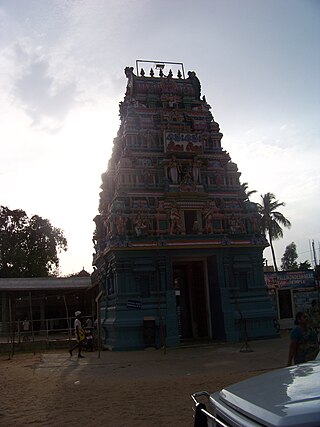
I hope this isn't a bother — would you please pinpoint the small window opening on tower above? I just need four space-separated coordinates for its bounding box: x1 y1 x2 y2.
184 210 197 234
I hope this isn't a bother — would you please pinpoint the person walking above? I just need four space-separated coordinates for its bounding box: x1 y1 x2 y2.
287 311 319 366
69 311 85 358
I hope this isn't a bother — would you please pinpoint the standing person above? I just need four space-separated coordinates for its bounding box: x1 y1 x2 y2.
85 318 93 328
287 312 319 366
22 318 30 341
69 311 85 358
307 300 320 335
84 318 94 352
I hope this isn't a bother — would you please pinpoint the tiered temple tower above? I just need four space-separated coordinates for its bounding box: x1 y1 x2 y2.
93 61 276 350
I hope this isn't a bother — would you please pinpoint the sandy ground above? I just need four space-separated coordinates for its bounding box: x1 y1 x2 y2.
0 333 290 427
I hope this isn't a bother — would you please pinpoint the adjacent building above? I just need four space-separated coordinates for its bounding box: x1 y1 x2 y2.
0 275 92 336
265 270 318 329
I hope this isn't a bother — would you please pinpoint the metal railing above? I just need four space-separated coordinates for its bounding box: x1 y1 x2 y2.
0 316 95 344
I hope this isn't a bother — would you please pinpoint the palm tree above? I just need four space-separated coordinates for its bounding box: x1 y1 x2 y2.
257 193 291 272
240 182 257 201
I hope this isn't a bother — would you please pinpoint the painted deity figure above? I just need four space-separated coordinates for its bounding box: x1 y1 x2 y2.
144 168 153 186
168 156 180 184
169 206 181 235
93 215 104 240
229 214 237 234
229 214 245 234
187 71 201 100
250 214 259 234
134 214 146 237
124 66 134 96
103 214 111 239
182 170 193 185
192 157 201 184
236 217 246 233
203 205 214 234
124 66 134 78
115 215 126 236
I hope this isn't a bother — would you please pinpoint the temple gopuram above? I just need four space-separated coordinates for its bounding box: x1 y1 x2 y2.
93 60 276 350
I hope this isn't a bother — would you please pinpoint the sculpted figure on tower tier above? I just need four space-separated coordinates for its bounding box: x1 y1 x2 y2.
187 71 201 100
168 156 180 184
134 214 147 237
203 204 214 234
169 205 182 235
115 215 127 236
192 156 201 184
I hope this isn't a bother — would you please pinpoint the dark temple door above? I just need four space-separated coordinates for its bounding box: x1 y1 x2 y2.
173 260 208 339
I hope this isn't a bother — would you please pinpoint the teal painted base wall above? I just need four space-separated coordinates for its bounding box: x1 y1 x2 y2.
98 247 277 351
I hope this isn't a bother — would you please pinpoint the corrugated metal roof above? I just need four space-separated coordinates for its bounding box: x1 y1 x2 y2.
0 277 91 291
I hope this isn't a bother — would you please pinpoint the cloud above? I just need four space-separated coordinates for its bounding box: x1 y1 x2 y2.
3 1 154 135
13 54 77 131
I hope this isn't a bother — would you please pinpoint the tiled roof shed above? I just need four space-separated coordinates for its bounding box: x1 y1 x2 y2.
0 277 91 291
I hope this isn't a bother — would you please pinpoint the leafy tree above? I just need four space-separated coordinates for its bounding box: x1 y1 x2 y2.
257 193 291 272
0 206 67 277
281 242 298 271
0 207 27 277
298 260 312 270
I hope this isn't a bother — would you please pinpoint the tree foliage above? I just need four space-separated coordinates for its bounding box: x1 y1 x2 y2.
281 242 298 271
0 206 67 277
240 182 257 201
298 260 312 270
257 193 291 272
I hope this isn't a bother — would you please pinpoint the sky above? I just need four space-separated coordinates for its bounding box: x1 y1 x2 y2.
1 0 319 275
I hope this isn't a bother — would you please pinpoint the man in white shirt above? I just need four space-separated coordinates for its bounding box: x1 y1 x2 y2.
69 311 85 358
22 318 30 341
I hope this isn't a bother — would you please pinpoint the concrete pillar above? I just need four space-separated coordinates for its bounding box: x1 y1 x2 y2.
1 292 9 333
40 296 46 331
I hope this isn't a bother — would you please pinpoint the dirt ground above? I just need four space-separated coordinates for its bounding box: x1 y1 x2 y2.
0 333 290 427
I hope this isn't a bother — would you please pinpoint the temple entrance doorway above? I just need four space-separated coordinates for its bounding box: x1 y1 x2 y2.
173 260 209 340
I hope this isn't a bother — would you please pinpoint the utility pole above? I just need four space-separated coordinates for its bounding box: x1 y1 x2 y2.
312 240 320 303
312 240 318 266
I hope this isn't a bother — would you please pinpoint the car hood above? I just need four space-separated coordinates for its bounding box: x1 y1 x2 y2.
214 361 320 427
